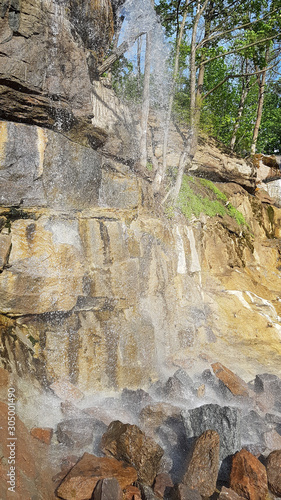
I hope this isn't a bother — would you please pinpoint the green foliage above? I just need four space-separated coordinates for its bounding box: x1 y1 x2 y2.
256 79 281 153
174 175 248 226
226 203 247 225
111 56 143 103
199 178 228 201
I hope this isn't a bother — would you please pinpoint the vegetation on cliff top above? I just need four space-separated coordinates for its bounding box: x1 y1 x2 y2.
101 0 280 205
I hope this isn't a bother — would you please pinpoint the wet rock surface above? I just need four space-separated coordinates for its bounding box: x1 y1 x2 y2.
266 449 281 496
230 449 268 500
182 430 220 497
56 453 138 500
17 364 277 499
100 420 164 485
182 403 241 464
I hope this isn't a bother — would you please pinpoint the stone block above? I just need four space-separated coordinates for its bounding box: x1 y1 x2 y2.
230 449 268 500
211 362 250 397
266 449 281 497
56 453 138 500
100 420 164 486
182 404 241 463
183 430 220 497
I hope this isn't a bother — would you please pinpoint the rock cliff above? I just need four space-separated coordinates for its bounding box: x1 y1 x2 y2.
0 0 281 395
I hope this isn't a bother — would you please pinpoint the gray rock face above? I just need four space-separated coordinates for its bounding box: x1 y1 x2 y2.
0 0 115 144
255 373 281 412
241 410 269 446
182 404 241 462
0 122 102 209
56 417 107 449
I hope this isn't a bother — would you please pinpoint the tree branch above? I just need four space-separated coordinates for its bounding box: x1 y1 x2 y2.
202 62 276 100
197 34 280 69
197 8 278 49
97 32 146 75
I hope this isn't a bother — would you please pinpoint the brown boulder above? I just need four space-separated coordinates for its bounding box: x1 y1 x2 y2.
182 430 220 497
100 420 164 486
266 449 281 496
211 362 250 397
230 449 268 500
56 452 138 500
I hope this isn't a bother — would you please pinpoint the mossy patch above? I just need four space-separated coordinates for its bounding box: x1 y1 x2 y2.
169 175 248 228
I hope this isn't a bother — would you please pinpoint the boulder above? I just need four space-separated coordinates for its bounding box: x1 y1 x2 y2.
57 417 107 449
92 478 123 500
139 484 160 500
254 373 281 393
139 403 182 433
121 388 153 414
182 430 220 497
254 373 281 411
139 403 188 483
263 429 281 451
211 362 250 397
163 369 198 400
230 449 268 500
266 449 281 496
56 453 138 500
182 404 241 463
100 420 164 486
241 410 268 446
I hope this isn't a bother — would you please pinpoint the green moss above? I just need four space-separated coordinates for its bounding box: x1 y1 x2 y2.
226 203 247 226
146 162 153 172
174 175 248 227
199 178 228 201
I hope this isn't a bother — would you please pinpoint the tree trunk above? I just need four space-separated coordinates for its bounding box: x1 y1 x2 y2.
137 36 142 91
139 31 152 168
230 59 250 151
164 0 209 203
152 0 189 193
251 47 269 155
